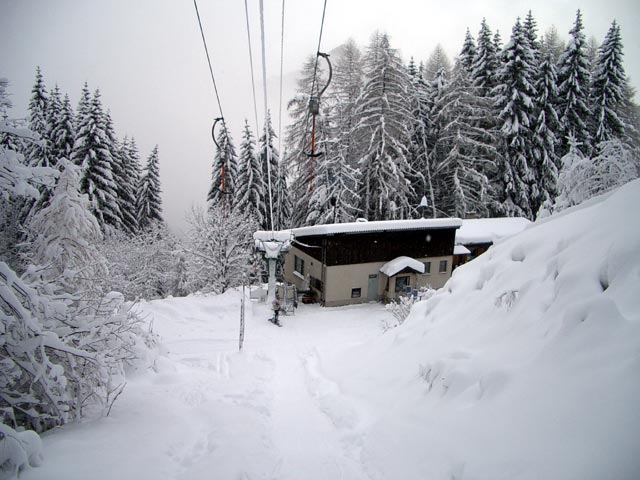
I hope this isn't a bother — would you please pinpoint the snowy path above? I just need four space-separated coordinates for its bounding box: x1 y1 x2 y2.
24 292 389 480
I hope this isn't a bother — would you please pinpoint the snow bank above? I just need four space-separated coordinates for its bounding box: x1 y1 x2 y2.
325 180 640 479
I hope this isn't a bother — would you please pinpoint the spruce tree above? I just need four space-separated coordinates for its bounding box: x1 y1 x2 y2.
207 122 238 210
258 113 280 231
71 90 121 229
354 32 415 220
557 10 592 156
459 28 476 75
424 44 452 82
472 19 500 93
45 85 63 167
407 57 434 215
430 62 497 218
541 25 565 65
137 145 163 230
321 38 363 222
523 11 541 59
285 55 330 227
273 159 292 230
494 18 537 219
26 67 49 168
590 21 628 145
114 136 140 234
51 94 76 164
531 51 561 216
122 137 142 233
235 120 264 224
75 82 92 143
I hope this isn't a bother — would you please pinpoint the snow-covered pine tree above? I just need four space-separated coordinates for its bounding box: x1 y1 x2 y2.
305 137 361 224
1 85 58 271
354 32 415 220
74 82 92 145
71 90 121 229
590 21 629 146
114 136 140 234
424 44 452 82
541 25 565 66
137 145 163 230
45 85 63 168
493 30 503 54
302 38 364 225
285 55 330 227
459 28 476 75
493 18 538 219
406 57 435 215
471 19 500 94
523 11 541 62
26 67 49 169
317 38 364 223
585 36 600 77
429 61 497 218
258 113 281 230
207 122 238 210
557 10 593 156
101 111 134 234
531 51 561 217
234 120 264 224
274 158 292 230
50 93 76 166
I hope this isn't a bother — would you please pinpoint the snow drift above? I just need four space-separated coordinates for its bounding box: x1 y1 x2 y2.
324 179 640 479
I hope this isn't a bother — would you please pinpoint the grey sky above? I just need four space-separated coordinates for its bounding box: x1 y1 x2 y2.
1 0 638 234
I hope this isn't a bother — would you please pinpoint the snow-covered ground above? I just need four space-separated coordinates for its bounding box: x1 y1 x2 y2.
22 180 640 480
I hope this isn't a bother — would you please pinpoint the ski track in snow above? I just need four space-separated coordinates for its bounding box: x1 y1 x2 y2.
23 293 388 480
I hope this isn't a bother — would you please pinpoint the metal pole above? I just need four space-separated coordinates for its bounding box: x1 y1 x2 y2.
239 278 246 351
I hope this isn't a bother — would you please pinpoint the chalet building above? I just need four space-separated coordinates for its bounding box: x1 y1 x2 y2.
282 219 462 307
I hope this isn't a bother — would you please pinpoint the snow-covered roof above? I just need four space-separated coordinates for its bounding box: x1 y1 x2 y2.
455 218 531 245
254 230 293 243
292 218 462 238
253 231 292 257
379 256 425 277
454 244 471 255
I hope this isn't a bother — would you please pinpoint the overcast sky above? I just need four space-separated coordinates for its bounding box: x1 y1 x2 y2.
2 0 638 234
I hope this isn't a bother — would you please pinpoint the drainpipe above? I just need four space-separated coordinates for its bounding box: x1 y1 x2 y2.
321 237 327 305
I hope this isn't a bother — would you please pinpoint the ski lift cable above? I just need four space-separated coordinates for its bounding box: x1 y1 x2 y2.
192 0 225 121
259 0 275 233
310 0 329 98
277 0 286 160
244 0 261 136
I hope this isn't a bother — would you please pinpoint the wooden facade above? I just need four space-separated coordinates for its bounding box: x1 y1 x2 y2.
293 228 456 266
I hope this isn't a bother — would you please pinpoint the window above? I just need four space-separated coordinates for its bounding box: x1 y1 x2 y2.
351 288 361 298
310 276 323 291
439 260 448 273
424 261 431 274
395 275 410 293
294 255 304 275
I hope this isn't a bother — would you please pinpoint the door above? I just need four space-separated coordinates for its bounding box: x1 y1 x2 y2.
367 274 379 302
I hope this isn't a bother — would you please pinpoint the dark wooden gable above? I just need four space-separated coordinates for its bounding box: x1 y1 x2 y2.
293 227 457 266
